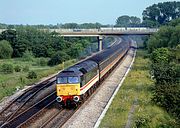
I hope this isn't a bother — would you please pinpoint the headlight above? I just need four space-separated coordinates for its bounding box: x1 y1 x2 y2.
73 96 80 102
56 96 62 102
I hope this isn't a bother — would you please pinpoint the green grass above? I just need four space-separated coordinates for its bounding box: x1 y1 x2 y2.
100 50 179 128
0 58 76 101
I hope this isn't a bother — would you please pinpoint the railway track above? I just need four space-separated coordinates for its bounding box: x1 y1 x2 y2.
0 76 56 127
1 92 56 128
41 109 76 128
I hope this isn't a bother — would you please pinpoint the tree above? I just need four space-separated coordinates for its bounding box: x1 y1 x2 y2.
168 18 180 27
147 18 180 121
152 83 180 119
151 48 171 63
68 43 84 58
0 34 2 40
22 50 34 61
150 48 178 84
79 22 102 29
175 44 180 62
147 19 180 53
141 20 160 28
0 40 13 59
32 44 49 57
1 29 16 43
116 15 141 27
147 26 174 53
169 25 180 48
62 23 78 29
0 26 93 59
142 1 180 25
48 51 70 66
12 38 30 57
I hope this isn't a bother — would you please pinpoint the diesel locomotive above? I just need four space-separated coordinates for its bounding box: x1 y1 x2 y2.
56 37 130 107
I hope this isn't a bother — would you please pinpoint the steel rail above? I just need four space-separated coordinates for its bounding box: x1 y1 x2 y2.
1 92 56 128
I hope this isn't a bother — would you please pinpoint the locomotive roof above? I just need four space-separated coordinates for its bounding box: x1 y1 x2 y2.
57 60 98 77
75 60 98 72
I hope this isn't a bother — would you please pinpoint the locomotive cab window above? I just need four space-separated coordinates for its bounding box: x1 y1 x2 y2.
57 77 68 84
68 77 79 83
57 76 79 84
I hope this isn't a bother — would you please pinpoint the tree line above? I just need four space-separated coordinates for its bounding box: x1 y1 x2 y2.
147 18 180 121
0 26 97 66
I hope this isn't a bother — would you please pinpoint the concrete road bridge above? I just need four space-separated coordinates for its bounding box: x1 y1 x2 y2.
0 27 158 51
47 28 158 51
47 28 158 36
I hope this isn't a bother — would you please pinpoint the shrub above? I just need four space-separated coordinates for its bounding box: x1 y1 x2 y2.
0 63 13 74
0 40 13 59
36 57 47 66
152 84 180 119
48 51 70 66
22 50 34 61
14 65 21 72
27 71 37 79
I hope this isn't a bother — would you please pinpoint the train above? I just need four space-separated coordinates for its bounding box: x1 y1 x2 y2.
56 37 131 107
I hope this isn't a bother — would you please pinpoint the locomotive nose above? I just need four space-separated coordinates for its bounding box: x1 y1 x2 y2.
56 96 62 102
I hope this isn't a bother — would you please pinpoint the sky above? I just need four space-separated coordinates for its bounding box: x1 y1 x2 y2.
0 0 177 25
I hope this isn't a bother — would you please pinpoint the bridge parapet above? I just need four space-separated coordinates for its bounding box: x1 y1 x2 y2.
48 28 158 36
0 28 158 36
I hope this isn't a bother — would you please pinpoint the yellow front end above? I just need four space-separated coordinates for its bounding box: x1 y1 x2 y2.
56 84 80 96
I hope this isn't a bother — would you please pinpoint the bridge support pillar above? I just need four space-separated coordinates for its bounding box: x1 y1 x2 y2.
98 35 103 51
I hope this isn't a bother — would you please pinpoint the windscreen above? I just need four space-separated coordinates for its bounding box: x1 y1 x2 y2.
57 76 79 84
68 77 79 83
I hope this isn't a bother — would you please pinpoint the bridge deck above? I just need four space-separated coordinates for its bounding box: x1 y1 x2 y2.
0 28 158 37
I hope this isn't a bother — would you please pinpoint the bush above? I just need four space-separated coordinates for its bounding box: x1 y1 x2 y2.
48 51 70 66
27 71 37 79
23 65 29 72
14 65 21 72
0 40 13 59
22 50 34 61
152 84 180 119
36 57 47 66
0 63 13 74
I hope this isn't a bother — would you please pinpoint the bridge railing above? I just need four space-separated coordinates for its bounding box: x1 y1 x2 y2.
48 28 158 33
0 28 159 34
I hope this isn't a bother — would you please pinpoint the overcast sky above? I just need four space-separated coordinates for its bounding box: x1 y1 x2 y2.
0 0 177 25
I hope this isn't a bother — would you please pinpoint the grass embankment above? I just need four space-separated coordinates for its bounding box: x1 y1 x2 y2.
100 50 178 127
0 58 76 101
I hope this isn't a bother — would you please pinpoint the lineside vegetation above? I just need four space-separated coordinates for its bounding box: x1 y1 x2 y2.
100 49 179 127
